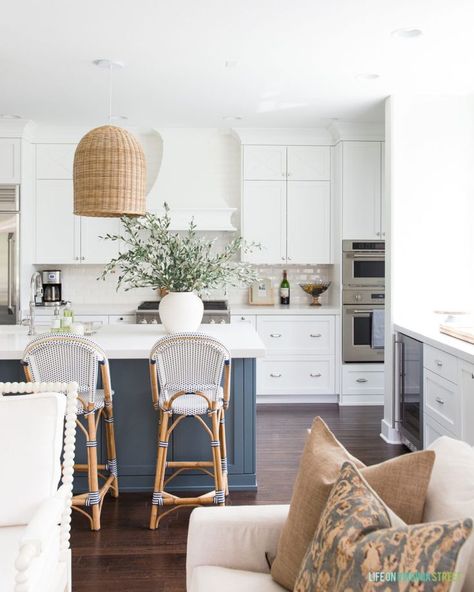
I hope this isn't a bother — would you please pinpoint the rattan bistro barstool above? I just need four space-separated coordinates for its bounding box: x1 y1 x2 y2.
22 334 119 531
148 332 231 530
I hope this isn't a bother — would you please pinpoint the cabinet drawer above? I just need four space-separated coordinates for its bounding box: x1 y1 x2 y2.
342 364 384 395
424 414 457 448
257 315 335 355
423 344 458 384
257 357 335 395
74 315 109 325
424 369 460 436
109 314 135 324
231 314 256 330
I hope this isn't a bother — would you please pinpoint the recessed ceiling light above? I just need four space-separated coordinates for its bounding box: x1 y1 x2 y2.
0 114 21 119
223 116 242 121
109 115 128 122
93 59 125 70
391 28 423 39
355 73 380 81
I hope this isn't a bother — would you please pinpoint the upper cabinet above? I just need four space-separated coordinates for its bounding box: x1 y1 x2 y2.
243 146 286 180
34 144 120 264
0 139 21 184
242 145 332 264
36 144 76 179
341 141 384 240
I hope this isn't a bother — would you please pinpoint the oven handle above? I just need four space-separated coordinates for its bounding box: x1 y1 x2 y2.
346 309 377 315
344 252 385 259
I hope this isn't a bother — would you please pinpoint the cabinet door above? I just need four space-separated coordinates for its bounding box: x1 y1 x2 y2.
287 181 331 263
287 146 330 180
242 181 286 264
380 142 386 238
35 180 78 263
342 142 381 240
80 217 120 264
0 139 20 184
461 361 474 445
36 144 76 179
243 146 286 180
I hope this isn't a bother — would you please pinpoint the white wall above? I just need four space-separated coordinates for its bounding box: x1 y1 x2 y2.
391 94 474 317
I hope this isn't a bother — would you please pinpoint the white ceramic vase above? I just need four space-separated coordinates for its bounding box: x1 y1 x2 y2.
159 292 204 333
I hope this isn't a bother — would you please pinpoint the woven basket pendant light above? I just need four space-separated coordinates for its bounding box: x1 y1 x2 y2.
73 60 147 217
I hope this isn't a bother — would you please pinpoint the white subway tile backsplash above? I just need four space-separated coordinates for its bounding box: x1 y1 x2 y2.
56 263 335 308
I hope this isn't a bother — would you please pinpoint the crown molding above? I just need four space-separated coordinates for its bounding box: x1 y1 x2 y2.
231 127 334 146
328 121 385 142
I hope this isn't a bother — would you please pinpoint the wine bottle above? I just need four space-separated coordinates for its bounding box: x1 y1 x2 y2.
280 270 290 305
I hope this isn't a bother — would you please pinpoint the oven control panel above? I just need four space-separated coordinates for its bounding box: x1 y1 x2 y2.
343 289 385 305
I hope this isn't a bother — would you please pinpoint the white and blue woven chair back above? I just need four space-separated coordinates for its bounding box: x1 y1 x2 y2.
22 334 107 403
150 332 230 402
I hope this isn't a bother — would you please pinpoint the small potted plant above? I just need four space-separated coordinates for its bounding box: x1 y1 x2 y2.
100 204 260 333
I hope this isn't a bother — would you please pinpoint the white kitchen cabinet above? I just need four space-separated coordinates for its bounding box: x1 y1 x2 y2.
424 414 457 448
35 179 119 264
231 314 257 330
242 144 332 265
243 146 286 180
0 138 21 184
287 146 330 180
35 180 78 264
460 361 474 445
242 181 286 264
341 141 383 240
256 314 336 398
341 363 384 404
80 217 120 264
287 181 330 263
36 144 76 179
108 314 136 324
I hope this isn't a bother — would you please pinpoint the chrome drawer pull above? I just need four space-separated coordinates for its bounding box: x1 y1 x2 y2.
435 360 443 367
310 372 322 377
356 378 368 383
435 396 445 405
310 333 322 338
270 333 282 338
270 373 282 378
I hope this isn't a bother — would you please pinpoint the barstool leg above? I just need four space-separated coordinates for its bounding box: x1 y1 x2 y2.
86 409 101 531
150 410 170 529
211 411 225 506
219 409 229 496
104 400 119 498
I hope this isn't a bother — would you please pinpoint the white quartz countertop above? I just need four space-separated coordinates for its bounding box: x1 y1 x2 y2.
230 304 341 315
0 324 266 360
394 316 474 365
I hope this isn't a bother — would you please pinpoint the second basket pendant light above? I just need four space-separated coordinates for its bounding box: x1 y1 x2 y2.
73 59 147 218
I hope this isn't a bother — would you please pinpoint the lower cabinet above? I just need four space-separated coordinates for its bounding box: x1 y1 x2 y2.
254 314 337 400
340 363 384 405
230 314 257 330
422 343 474 448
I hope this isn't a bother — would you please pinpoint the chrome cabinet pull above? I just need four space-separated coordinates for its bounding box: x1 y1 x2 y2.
435 360 443 367
356 378 368 383
270 373 282 378
310 333 322 338
310 372 321 377
270 333 282 338
435 396 445 405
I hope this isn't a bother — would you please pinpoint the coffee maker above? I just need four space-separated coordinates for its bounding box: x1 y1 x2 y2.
41 270 62 306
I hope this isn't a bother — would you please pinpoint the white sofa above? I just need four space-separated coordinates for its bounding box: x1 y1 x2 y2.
187 437 474 592
187 504 289 591
0 382 78 592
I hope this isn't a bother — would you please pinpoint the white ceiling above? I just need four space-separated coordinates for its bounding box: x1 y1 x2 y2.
2 0 474 128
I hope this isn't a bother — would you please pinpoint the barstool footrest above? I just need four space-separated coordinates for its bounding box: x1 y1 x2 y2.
166 461 214 468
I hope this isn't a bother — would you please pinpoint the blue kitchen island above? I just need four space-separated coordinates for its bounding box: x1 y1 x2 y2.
0 324 265 493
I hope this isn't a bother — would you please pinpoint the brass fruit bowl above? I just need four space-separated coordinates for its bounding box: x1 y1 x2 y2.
299 282 331 306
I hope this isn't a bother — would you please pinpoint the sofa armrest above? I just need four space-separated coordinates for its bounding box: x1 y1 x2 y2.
186 504 289 590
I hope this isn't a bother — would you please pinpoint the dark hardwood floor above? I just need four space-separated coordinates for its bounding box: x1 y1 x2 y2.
71 404 407 592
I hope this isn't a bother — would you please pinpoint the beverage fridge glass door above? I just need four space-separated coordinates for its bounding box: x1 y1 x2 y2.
0 213 19 324
398 333 423 450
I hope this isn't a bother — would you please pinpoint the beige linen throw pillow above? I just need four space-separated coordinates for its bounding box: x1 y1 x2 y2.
270 416 435 590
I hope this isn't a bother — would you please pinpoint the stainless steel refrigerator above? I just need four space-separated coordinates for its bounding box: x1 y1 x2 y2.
0 185 19 324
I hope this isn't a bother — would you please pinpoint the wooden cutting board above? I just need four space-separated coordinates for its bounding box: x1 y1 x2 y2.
440 324 474 345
